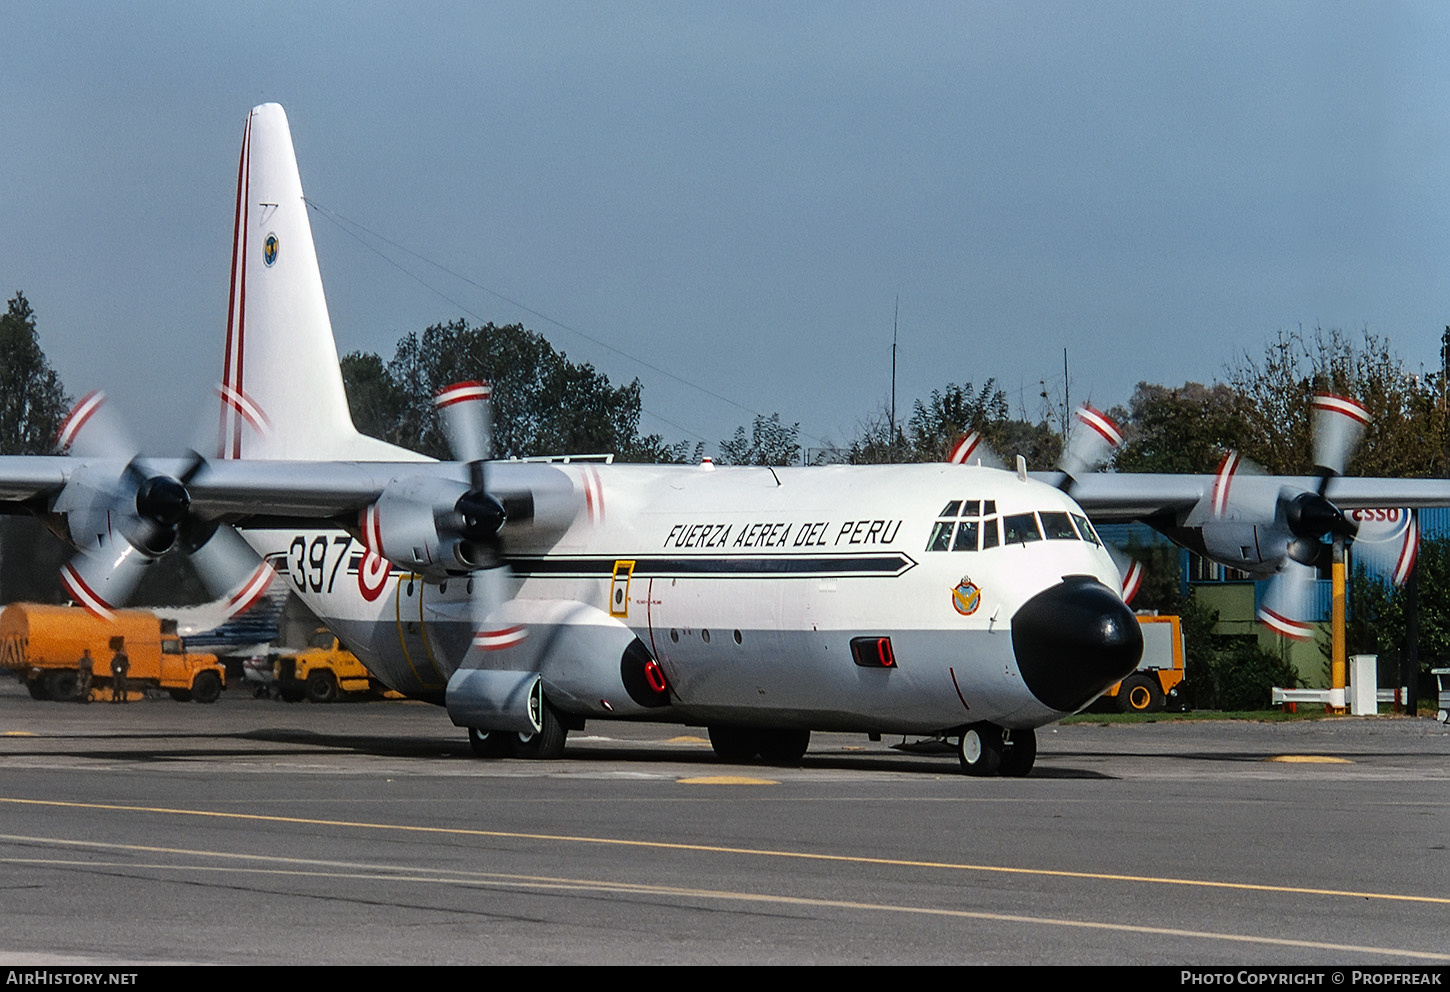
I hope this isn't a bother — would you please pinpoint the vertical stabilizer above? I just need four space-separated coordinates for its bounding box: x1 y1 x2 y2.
218 104 424 462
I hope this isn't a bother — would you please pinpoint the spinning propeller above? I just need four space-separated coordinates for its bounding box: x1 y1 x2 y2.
51 391 274 621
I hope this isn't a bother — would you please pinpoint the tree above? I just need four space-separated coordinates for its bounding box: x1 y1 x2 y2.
340 319 693 462
846 380 1062 468
1112 382 1253 474
719 413 801 466
0 292 70 455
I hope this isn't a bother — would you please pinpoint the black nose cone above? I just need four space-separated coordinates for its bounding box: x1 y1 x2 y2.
1012 576 1143 713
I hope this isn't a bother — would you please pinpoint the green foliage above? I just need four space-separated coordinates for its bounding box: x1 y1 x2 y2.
719 413 801 466
340 319 689 462
1199 639 1301 711
1348 535 1450 668
0 292 70 455
846 380 1062 468
1113 382 1252 474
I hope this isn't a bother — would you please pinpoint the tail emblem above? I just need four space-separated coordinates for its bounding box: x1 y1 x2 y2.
263 233 278 266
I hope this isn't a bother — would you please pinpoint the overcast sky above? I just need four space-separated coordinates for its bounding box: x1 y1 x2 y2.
5 2 1450 457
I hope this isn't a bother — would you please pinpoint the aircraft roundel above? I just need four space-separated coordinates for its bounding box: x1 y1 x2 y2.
951 576 981 616
263 233 279 266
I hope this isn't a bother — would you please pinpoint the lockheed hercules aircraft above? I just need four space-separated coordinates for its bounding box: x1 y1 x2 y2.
2 105 1432 776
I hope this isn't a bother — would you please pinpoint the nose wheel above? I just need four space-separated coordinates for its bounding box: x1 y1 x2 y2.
958 724 1036 777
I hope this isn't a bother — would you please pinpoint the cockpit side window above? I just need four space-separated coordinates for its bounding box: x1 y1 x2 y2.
1040 511 1077 540
1071 512 1101 546
981 517 1000 549
1003 512 1041 544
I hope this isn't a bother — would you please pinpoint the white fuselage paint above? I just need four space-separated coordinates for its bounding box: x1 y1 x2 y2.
244 461 1123 734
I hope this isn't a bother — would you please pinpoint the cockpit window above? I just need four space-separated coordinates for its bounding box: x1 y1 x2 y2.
981 517 1000 549
939 500 961 518
952 520 979 551
984 500 996 514
1040 511 1077 540
1071 512 1101 546
927 520 954 552
960 500 980 517
1003 513 1042 544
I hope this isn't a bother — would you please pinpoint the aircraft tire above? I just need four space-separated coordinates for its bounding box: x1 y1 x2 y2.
757 728 810 765
958 723 1004 777
191 671 223 704
708 725 760 763
514 699 568 759
999 728 1037 777
468 727 513 758
1118 674 1164 713
305 670 339 704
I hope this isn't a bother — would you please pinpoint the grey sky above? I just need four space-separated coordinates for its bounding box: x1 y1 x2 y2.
4 2 1449 457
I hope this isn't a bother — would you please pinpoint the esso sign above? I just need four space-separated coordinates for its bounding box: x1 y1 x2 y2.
1349 507 1403 523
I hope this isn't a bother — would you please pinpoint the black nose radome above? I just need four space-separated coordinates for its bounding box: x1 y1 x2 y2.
1012 575 1143 713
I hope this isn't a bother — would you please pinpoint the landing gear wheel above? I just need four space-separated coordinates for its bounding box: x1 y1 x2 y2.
757 728 811 765
191 671 223 704
305 670 339 704
1118 674 1164 713
468 727 513 758
514 699 568 759
999 728 1037 777
958 723 1004 777
708 725 759 762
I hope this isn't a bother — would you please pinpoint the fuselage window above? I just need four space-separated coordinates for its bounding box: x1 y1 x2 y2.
927 520 954 552
1071 512 1101 546
952 520 979 551
1040 511 1077 540
981 517 1000 549
1003 512 1042 544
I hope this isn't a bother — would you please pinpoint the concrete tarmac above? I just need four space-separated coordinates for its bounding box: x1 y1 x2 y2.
0 680 1447 966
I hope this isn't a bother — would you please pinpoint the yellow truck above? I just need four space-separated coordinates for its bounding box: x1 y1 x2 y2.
0 603 226 703
1100 614 1186 713
273 629 381 703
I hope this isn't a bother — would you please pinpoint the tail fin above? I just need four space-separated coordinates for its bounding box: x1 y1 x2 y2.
218 103 425 462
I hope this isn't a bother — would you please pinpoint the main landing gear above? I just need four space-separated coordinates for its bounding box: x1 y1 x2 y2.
467 697 570 760
957 723 1036 778
707 725 811 766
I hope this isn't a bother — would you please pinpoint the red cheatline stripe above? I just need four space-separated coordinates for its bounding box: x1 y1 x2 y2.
60 563 114 622
225 565 275 616
56 390 107 453
473 626 527 651
434 381 493 408
1312 393 1370 426
216 383 270 434
1074 406 1123 447
1121 560 1143 605
1212 451 1240 518
948 432 981 464
1258 606 1312 641
220 114 249 459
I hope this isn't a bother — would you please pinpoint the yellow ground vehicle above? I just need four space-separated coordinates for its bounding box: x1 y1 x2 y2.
1101 614 1186 713
0 603 226 703
274 629 380 703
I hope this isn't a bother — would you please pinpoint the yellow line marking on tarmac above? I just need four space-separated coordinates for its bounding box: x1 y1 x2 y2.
3 796 1448 910
1 732 35 737
677 775 779 785
1265 755 1353 763
0 835 1445 962
664 735 710 745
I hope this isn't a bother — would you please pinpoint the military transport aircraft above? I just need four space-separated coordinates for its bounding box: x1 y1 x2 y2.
1 104 1435 777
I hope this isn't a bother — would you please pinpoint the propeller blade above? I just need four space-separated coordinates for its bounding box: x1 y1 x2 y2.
946 430 1004 470
1311 393 1368 486
1350 508 1418 587
435 380 493 465
466 564 526 657
1257 560 1318 641
1105 544 1144 605
1059 405 1123 480
60 538 153 621
182 521 277 618
54 390 135 458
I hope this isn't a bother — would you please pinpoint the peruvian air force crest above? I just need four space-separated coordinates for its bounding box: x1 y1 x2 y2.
951 576 981 616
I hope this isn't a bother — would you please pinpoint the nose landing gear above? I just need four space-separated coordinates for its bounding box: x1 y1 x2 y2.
957 723 1036 778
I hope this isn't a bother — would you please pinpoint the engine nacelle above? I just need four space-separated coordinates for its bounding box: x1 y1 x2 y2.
366 475 486 580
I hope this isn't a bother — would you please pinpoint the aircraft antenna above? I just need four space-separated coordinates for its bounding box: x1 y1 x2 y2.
890 296 898 463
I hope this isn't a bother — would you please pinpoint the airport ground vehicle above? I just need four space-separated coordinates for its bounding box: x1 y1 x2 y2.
1099 614 1185 713
0 603 226 702
273 629 381 703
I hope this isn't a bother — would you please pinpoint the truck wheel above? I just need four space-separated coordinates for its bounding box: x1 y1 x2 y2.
190 671 223 704
278 684 305 703
26 679 50 701
999 728 1037 778
514 699 567 759
958 723 1004 777
305 671 338 704
44 670 78 702
169 689 193 702
1118 674 1165 713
